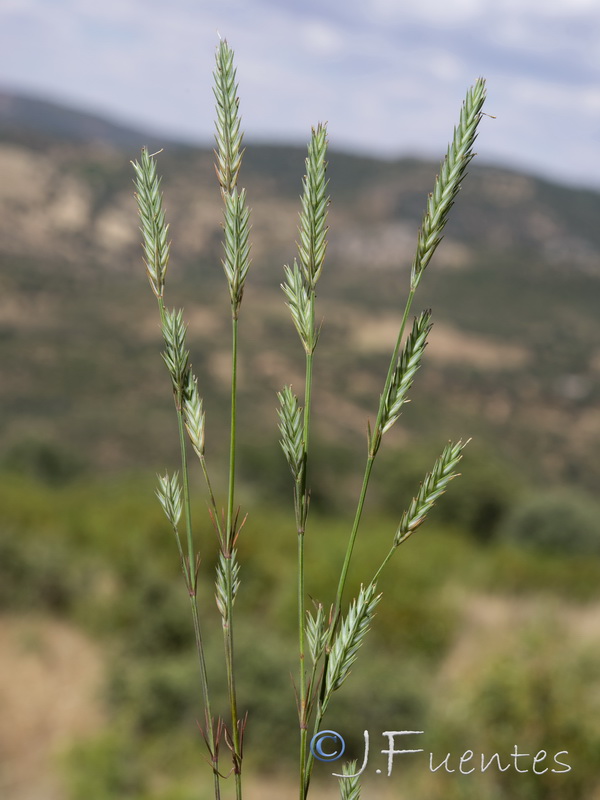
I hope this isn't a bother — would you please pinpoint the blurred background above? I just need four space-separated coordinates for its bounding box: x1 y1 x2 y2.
1 2 600 799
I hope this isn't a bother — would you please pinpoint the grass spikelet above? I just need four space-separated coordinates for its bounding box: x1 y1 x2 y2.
214 39 244 196
326 583 381 694
156 471 186 573
132 147 170 299
222 188 251 315
216 550 241 621
298 124 329 288
161 308 190 398
411 78 486 289
306 602 328 665
281 261 314 352
156 471 183 529
277 386 304 481
396 440 467 541
381 310 433 435
338 762 361 800
183 371 205 458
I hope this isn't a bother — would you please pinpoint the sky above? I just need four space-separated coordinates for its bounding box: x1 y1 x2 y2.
1 0 600 189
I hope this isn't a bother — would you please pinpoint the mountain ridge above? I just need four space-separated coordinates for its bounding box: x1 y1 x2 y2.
0 89 598 498
0 88 179 150
2 86 599 199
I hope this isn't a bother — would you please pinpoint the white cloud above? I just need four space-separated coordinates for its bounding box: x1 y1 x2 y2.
365 0 600 23
366 0 482 25
300 18 344 56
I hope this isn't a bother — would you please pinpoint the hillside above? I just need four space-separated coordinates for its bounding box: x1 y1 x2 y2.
2 91 600 800
0 91 599 499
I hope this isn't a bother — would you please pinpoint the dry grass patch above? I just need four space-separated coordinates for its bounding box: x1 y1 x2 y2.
0 615 105 800
354 316 529 370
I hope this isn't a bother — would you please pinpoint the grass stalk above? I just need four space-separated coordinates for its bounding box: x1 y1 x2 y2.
330 77 486 634
161 301 223 799
133 149 222 797
297 344 314 799
223 314 243 800
330 288 415 628
303 79 486 799
278 123 329 795
227 316 239 542
278 125 329 798
135 44 486 800
175 384 196 578
297 512 308 799
190 597 222 800
214 39 250 798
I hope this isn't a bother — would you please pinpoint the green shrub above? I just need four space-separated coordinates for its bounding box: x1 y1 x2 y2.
0 526 84 612
65 729 145 800
427 611 600 800
2 437 85 485
499 489 600 555
109 657 199 735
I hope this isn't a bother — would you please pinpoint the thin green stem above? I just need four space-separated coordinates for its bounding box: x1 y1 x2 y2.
190 597 221 800
227 315 238 542
303 687 335 798
224 312 243 800
157 295 221 797
302 287 419 800
199 455 225 545
371 545 396 586
330 287 416 630
330 454 376 629
215 43 246 790
223 588 242 799
297 524 307 800
177 410 195 578
297 344 314 799
301 645 325 798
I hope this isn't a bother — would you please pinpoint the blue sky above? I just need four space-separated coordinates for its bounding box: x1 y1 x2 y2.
1 0 600 188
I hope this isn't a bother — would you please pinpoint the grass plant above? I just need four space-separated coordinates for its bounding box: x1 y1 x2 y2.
133 39 486 800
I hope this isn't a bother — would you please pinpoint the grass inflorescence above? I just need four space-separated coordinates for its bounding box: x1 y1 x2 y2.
132 38 486 800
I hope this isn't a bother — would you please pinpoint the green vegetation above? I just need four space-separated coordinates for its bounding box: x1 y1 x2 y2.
1 35 600 800
499 489 600 555
1 470 600 798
